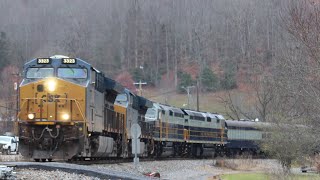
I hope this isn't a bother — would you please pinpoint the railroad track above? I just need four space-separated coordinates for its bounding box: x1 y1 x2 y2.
68 157 133 165
1 162 148 180
67 156 197 165
66 154 264 165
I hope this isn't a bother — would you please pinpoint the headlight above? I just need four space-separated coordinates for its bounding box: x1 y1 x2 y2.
62 113 70 120
28 113 35 120
46 79 56 92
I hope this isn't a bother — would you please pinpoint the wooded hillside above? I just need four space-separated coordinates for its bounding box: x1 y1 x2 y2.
0 0 280 89
0 0 317 123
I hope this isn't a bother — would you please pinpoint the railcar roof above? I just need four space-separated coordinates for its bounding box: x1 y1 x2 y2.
206 113 225 120
225 120 264 128
184 109 206 117
104 77 124 94
170 107 185 114
158 104 170 110
137 95 153 109
157 104 184 114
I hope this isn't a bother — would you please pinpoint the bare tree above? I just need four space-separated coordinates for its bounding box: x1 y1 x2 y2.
258 0 320 172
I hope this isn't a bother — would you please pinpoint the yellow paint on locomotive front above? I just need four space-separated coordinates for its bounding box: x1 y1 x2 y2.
114 104 127 137
114 104 127 126
114 105 126 117
19 78 86 124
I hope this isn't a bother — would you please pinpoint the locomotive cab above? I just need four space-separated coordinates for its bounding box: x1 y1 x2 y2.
145 104 161 122
18 55 91 161
19 56 89 122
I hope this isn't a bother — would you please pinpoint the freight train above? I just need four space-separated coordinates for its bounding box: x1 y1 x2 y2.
17 55 265 161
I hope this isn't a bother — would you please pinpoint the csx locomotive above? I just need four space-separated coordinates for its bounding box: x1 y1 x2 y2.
17 55 264 161
18 55 151 161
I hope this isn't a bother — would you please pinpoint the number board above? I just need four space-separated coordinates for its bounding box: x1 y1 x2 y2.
37 58 51 64
62 58 77 64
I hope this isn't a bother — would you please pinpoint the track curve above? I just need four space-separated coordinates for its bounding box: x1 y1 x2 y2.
1 162 148 180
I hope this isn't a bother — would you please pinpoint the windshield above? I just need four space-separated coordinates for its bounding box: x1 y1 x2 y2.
115 94 129 107
26 68 54 78
58 68 87 79
0 136 11 144
115 94 128 102
145 108 156 118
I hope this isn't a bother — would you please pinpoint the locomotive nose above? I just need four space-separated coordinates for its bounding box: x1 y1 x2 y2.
45 78 57 92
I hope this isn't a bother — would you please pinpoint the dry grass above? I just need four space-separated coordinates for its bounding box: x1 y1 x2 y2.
304 154 320 173
312 155 320 173
215 158 320 180
214 158 281 172
219 158 259 171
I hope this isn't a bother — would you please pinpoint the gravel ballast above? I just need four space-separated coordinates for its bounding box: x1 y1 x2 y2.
1 161 147 180
93 159 280 179
17 168 101 180
0 155 282 180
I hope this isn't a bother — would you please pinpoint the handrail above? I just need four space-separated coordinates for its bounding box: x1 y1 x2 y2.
16 100 28 119
72 99 88 136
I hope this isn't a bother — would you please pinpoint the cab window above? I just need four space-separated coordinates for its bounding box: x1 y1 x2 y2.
58 68 87 79
26 68 54 78
115 94 129 107
116 94 128 102
145 108 156 119
207 117 211 122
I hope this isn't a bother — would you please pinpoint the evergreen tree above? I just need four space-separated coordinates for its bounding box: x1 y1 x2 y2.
178 71 194 93
131 67 144 82
0 32 10 71
200 67 218 92
221 65 237 90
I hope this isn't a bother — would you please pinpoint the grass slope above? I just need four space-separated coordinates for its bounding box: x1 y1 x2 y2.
221 173 320 180
221 173 269 180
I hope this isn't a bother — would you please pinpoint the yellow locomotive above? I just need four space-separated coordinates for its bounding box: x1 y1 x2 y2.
18 55 152 161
